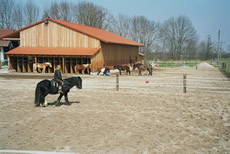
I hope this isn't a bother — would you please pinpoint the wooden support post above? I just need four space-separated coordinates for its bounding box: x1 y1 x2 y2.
53 58 55 72
70 58 72 74
62 57 65 73
116 74 119 91
35 57 37 63
22 57 24 72
16 57 18 72
183 74 187 93
7 56 10 70
27 57 29 72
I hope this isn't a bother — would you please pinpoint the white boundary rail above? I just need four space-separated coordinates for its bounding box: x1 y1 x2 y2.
91 75 230 94
0 150 74 154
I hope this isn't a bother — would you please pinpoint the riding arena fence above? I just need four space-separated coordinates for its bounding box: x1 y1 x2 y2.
85 74 230 95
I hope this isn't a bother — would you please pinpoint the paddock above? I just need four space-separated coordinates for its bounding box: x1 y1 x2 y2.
0 63 229 153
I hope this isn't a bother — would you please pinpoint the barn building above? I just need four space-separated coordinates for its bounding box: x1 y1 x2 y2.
1 17 144 73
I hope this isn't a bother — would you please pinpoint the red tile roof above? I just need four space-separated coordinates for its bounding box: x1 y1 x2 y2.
6 47 100 56
0 29 13 47
1 18 144 47
0 29 14 38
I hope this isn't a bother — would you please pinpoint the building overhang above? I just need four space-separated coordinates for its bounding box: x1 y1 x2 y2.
6 47 101 57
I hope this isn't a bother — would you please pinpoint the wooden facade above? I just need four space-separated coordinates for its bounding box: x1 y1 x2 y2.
3 18 143 73
101 42 138 66
20 21 100 48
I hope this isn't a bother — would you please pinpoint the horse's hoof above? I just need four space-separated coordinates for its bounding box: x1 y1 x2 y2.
66 102 71 106
55 102 61 107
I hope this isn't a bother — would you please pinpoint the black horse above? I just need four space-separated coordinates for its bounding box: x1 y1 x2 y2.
34 77 82 107
114 65 130 75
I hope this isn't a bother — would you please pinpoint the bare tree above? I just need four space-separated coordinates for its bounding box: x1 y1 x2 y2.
160 16 197 60
42 2 59 19
23 0 40 26
129 16 159 55
197 41 207 60
0 0 14 29
111 14 131 38
206 35 213 59
75 2 110 29
13 4 24 29
43 1 75 22
185 39 197 59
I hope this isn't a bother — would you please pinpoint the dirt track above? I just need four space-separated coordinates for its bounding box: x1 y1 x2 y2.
0 63 230 153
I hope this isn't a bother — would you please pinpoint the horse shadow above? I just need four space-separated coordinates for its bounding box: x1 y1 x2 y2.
48 101 80 106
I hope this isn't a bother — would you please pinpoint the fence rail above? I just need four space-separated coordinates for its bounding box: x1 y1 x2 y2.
84 74 230 94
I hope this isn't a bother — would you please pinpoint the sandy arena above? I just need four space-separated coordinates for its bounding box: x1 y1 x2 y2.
0 63 230 153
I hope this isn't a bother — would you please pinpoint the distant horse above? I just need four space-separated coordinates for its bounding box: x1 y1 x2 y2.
150 61 159 69
114 65 130 75
130 60 143 66
97 67 110 75
33 62 52 73
75 64 91 74
34 77 82 107
133 63 152 76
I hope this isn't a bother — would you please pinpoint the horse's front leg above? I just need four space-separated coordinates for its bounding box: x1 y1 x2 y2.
42 66 46 73
56 93 64 106
138 69 142 75
33 65 37 73
64 93 70 105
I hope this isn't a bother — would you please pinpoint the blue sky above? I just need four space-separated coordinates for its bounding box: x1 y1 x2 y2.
26 0 230 50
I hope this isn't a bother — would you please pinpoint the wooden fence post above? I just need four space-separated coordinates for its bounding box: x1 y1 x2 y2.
116 74 119 91
183 74 187 93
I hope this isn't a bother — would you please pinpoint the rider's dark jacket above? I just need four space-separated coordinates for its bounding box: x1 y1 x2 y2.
54 69 63 85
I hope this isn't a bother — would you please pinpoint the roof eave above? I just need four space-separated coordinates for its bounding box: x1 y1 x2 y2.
105 41 144 47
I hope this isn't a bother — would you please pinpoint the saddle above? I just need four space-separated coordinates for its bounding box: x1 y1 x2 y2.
50 79 67 88
50 79 59 88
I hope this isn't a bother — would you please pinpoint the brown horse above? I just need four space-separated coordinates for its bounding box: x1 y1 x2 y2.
33 62 52 73
114 65 130 75
75 64 91 74
130 60 143 66
133 63 152 76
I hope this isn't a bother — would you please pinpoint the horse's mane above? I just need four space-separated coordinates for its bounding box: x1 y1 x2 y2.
64 77 81 86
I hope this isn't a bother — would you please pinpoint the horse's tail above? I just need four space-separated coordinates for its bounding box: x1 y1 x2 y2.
34 83 41 106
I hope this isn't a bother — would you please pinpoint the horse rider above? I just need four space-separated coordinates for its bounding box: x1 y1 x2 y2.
54 65 64 93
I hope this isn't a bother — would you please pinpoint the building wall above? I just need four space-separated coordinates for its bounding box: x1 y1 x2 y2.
101 42 139 66
0 47 3 62
91 50 104 72
20 21 100 48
